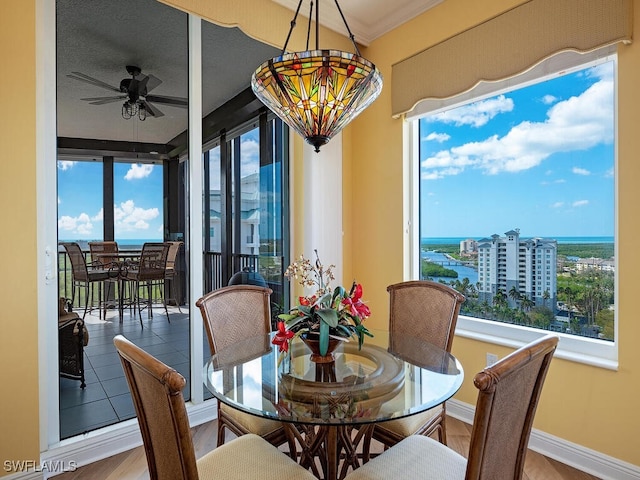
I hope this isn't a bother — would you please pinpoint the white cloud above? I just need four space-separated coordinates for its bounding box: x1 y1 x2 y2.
542 94 557 105
551 202 564 208
124 164 154 180
240 139 260 177
572 167 591 176
604 167 614 178
58 213 95 235
114 200 159 232
424 132 450 143
573 200 589 207
57 161 76 171
422 70 613 179
426 95 514 128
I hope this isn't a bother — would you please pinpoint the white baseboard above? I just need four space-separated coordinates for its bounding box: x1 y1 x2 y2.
447 399 640 480
36 400 216 479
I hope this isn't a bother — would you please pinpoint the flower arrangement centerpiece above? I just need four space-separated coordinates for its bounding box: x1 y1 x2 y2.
272 250 373 358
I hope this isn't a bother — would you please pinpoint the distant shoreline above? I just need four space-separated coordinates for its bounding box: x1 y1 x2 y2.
422 236 613 245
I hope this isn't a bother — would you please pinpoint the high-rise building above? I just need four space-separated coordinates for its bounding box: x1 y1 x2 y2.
477 229 557 309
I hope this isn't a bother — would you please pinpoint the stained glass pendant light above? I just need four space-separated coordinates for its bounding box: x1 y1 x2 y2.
251 0 383 153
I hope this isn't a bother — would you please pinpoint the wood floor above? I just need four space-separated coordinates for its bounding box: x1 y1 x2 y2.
55 415 601 480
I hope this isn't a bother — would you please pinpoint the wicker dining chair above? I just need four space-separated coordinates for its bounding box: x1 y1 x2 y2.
196 285 292 452
344 335 559 480
113 335 315 480
121 242 170 327
60 242 116 319
365 280 465 457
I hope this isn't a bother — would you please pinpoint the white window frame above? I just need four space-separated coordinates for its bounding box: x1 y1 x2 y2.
406 49 619 371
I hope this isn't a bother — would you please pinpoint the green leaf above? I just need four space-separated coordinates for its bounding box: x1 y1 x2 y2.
316 308 339 327
278 313 298 322
285 316 306 329
319 320 329 356
334 324 352 338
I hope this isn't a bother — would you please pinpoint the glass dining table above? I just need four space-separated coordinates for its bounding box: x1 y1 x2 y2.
203 329 464 480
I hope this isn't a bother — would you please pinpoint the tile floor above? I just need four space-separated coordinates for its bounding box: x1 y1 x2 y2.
59 305 211 439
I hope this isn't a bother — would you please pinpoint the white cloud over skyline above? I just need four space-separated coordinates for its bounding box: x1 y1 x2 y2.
57 200 159 236
421 65 613 180
425 94 514 128
572 167 591 176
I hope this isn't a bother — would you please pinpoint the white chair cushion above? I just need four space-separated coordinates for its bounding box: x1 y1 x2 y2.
377 406 441 437
197 433 315 479
344 435 467 480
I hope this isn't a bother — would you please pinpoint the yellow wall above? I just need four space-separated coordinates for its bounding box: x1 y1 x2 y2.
351 0 640 466
3 0 639 475
0 1 41 475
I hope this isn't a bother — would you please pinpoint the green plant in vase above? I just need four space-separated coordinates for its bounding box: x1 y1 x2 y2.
272 250 373 357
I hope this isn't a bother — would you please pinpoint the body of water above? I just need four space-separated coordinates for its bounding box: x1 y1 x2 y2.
422 250 478 285
422 236 613 245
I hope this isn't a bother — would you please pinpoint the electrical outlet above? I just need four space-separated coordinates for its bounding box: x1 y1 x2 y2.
486 353 498 367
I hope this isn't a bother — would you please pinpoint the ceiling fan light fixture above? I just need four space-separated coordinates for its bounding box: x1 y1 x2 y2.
251 0 382 153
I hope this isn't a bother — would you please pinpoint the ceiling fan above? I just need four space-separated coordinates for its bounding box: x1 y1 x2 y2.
67 65 188 120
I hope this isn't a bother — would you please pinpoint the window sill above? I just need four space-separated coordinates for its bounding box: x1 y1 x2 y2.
455 315 618 371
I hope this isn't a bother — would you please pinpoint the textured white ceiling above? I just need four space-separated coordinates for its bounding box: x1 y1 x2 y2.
57 0 279 146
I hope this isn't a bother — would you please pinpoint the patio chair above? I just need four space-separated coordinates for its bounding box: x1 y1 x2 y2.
365 280 465 457
196 285 292 453
88 241 121 308
113 335 315 480
121 242 170 327
345 335 559 480
164 241 184 312
60 242 116 319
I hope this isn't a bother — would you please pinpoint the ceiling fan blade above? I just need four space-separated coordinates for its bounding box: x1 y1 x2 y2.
141 100 165 118
81 95 127 105
142 74 163 93
67 72 121 93
145 94 188 108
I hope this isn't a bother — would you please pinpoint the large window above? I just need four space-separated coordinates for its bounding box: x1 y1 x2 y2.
416 57 616 365
203 117 289 308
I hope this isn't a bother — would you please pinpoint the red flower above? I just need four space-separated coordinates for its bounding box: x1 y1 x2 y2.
272 321 295 352
299 295 316 306
342 284 371 319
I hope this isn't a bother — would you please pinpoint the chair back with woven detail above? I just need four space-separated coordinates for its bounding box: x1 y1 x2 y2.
196 285 272 355
62 242 91 282
113 334 198 480
387 280 465 353
88 241 119 269
465 334 558 480
137 242 169 281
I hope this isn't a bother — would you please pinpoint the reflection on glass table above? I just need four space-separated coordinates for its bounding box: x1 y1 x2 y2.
203 330 463 480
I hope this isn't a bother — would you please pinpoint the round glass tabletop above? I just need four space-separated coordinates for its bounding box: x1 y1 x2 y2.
204 330 463 426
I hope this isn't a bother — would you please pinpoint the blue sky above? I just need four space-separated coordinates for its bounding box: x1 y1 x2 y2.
57 161 164 241
57 130 262 241
419 61 615 239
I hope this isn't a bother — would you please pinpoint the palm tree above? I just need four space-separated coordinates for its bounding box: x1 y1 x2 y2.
509 286 521 309
521 296 535 312
542 289 550 308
